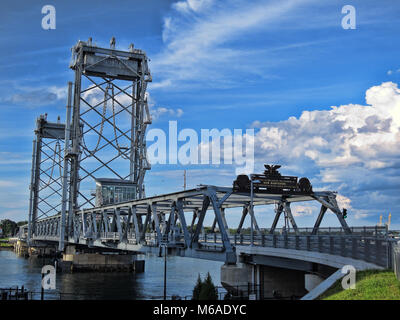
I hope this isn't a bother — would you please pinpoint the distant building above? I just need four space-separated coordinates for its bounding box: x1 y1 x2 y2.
0 227 3 238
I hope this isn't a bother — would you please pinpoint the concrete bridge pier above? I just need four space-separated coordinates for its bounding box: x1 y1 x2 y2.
59 245 145 273
256 265 308 299
29 245 57 258
221 263 308 299
14 240 29 257
14 240 57 258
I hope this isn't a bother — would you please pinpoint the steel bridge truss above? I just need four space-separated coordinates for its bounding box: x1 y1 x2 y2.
28 39 153 250
31 185 352 264
61 39 152 250
28 115 66 244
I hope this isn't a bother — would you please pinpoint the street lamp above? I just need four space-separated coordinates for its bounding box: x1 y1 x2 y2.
250 174 254 246
163 244 167 300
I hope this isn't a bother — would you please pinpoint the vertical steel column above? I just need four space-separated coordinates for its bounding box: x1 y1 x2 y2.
131 205 140 242
68 47 83 237
151 203 162 245
81 210 86 237
140 206 151 244
59 82 73 251
91 211 98 239
130 75 136 184
114 208 123 239
100 210 108 234
31 135 43 238
27 139 37 244
133 74 140 197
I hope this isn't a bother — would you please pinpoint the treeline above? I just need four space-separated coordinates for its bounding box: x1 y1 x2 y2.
0 219 28 237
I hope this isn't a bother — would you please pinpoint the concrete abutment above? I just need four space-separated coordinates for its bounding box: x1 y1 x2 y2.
221 259 335 299
59 245 145 273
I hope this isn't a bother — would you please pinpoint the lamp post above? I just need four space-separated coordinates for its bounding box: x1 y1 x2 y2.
250 175 254 246
163 244 167 300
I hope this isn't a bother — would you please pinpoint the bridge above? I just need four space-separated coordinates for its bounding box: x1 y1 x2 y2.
21 182 398 299
17 38 399 299
28 184 394 268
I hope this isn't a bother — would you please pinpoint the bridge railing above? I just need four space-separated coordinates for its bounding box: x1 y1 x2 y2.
191 232 396 268
230 234 396 268
97 232 162 246
261 226 389 236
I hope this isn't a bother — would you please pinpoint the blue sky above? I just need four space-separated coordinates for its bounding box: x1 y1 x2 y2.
0 0 399 229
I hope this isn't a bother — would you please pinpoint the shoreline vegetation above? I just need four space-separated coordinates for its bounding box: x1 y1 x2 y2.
320 269 400 300
0 238 13 249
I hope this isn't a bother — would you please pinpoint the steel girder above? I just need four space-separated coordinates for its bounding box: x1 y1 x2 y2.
313 194 352 234
235 204 261 236
267 194 351 235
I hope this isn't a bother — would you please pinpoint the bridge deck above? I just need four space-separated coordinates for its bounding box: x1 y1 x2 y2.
27 184 390 266
30 231 395 269
78 185 329 214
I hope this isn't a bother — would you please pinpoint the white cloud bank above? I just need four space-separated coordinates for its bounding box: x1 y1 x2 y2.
251 81 400 172
186 82 399 224
249 81 400 222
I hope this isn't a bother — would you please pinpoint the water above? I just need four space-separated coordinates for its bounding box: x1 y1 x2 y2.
0 249 224 300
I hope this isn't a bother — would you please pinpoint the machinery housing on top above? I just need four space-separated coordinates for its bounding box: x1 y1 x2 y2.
233 164 313 194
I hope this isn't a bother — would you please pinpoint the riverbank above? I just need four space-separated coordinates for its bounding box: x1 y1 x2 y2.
0 238 13 248
319 269 400 300
0 246 14 250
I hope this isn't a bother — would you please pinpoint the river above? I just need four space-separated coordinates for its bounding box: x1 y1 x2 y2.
0 249 224 300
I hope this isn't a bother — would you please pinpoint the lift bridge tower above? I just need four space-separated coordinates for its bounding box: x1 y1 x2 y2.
27 38 152 251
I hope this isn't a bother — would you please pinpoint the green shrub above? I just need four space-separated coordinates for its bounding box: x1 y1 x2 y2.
192 272 218 300
192 274 203 300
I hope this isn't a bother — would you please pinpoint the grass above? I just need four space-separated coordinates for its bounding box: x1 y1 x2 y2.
319 269 400 300
0 238 13 247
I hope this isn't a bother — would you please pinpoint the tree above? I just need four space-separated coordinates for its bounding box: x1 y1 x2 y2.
192 274 203 300
198 272 218 300
0 219 18 236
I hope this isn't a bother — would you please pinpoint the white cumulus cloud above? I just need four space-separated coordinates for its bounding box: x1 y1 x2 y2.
249 81 400 222
251 81 400 172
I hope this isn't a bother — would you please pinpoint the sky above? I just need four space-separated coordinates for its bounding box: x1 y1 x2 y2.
0 0 399 230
